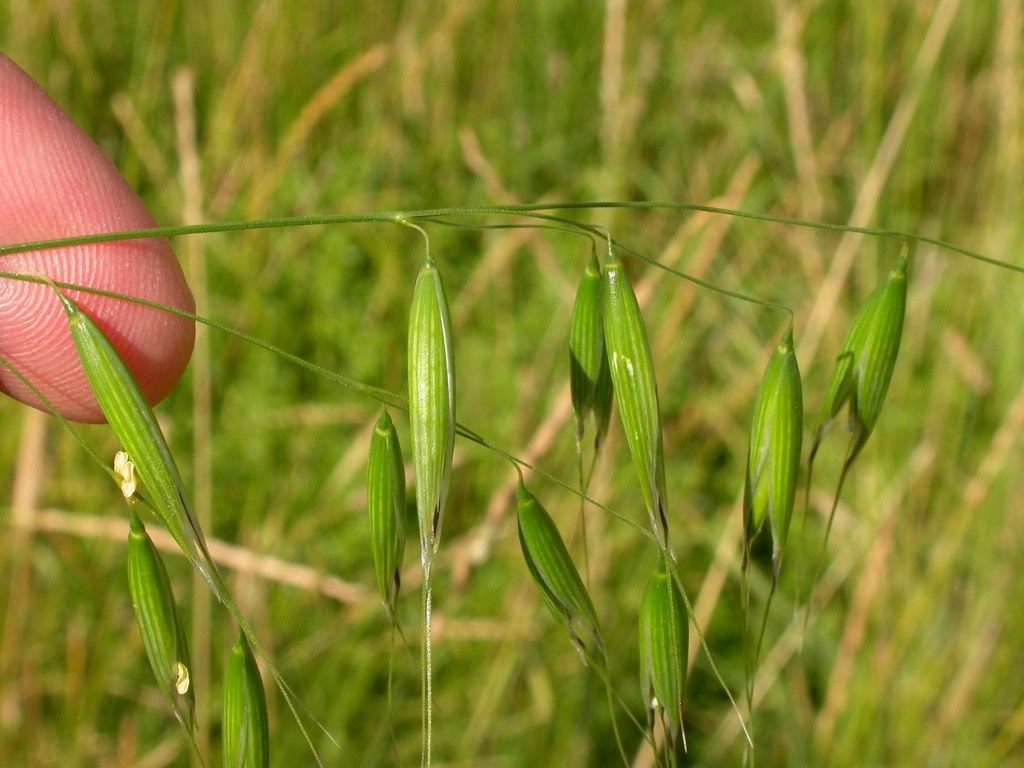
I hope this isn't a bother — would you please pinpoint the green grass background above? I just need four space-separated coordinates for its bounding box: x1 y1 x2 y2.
2 1 1023 765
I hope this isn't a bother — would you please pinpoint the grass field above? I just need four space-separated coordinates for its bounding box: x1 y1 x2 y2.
2 1 1023 766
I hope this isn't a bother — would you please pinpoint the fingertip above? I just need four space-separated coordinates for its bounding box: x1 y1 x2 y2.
0 56 195 423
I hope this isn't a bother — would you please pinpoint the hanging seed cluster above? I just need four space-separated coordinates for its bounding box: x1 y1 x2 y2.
59 294 279 764
597 245 692 750
57 222 911 764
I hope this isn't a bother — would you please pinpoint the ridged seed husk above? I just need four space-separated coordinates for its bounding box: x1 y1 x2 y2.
569 250 613 453
816 248 908 460
127 509 195 730
367 408 407 623
516 481 603 664
223 633 270 768
744 327 803 567
601 249 670 549
638 556 688 749
407 256 455 569
59 293 216 592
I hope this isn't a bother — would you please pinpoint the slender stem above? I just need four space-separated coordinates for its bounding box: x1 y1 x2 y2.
600 651 630 768
802 433 859 638
666 561 753 749
796 432 823 649
386 629 401 765
588 649 653 762
421 568 433 768
741 535 755 767
0 201 1019 274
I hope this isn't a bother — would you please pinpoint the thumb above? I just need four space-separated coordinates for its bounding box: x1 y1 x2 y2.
0 55 195 424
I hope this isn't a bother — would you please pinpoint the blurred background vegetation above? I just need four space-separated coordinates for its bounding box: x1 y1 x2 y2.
1 0 1023 765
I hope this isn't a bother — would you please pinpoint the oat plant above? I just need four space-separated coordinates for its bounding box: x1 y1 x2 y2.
54 288 332 766
2 201 1020 767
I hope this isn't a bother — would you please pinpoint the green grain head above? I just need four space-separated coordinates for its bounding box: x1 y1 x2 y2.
744 327 803 569
407 255 456 570
569 250 613 453
223 633 270 768
601 248 670 550
516 480 603 665
816 247 908 461
127 507 195 731
638 556 688 751
367 408 407 624
58 292 217 595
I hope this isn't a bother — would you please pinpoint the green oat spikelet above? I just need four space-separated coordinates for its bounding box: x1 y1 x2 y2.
802 249 909 638
57 293 218 596
223 633 270 768
601 247 670 551
516 479 603 665
56 283 332 766
744 326 803 574
808 249 908 542
639 556 688 754
407 253 456 569
367 408 407 625
569 249 613 455
127 506 195 733
516 478 630 764
813 247 909 468
407 246 455 767
742 328 803 730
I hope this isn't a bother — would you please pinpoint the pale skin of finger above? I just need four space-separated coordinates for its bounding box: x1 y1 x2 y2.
0 54 195 423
